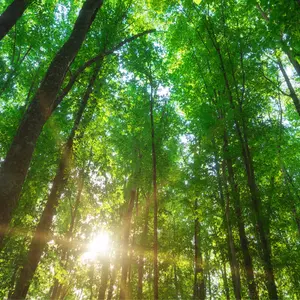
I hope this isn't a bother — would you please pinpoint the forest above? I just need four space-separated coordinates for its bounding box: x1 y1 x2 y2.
0 0 299 299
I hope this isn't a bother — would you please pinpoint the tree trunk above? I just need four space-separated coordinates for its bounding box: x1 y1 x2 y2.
150 76 159 300
214 150 241 300
277 59 300 117
223 131 259 300
10 64 100 299
221 162 242 300
194 199 205 300
0 0 29 40
50 172 84 300
207 25 278 298
120 188 136 300
107 265 117 300
98 259 110 300
222 262 230 300
137 195 151 300
0 0 103 246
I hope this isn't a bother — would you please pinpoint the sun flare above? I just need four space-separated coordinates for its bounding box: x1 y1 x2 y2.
81 231 110 262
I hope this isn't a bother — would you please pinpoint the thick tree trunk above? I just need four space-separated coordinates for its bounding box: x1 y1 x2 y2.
120 188 136 300
193 199 205 300
223 132 259 300
98 259 110 300
0 0 103 245
10 65 100 299
0 0 29 40
149 76 159 300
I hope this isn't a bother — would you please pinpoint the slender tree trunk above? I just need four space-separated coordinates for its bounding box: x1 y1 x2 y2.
137 195 151 300
98 259 110 300
223 132 259 300
222 262 230 300
10 65 100 299
214 150 241 300
0 0 29 40
120 188 136 300
149 76 159 300
0 0 103 245
107 265 117 300
50 172 83 300
221 162 242 300
174 264 180 300
207 25 278 298
277 59 300 117
194 199 205 300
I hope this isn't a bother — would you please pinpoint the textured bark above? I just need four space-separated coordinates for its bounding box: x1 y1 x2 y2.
120 189 136 300
193 199 205 300
10 65 100 299
0 0 103 246
98 260 110 300
223 132 259 300
0 0 29 40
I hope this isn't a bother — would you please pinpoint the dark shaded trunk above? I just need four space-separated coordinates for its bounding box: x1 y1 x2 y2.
223 132 259 300
206 23 278 298
107 265 117 300
193 199 205 300
120 188 136 300
214 150 241 300
222 262 230 300
137 195 151 300
0 0 29 40
150 77 159 300
221 162 242 300
98 259 110 300
10 65 100 299
174 264 180 299
0 0 103 245
285 48 300 78
278 59 300 117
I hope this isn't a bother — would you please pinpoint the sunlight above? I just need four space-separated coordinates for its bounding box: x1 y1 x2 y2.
81 231 110 262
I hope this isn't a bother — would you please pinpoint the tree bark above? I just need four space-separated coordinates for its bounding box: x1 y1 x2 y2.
0 0 29 41
137 195 151 300
0 0 103 246
214 150 241 300
277 59 300 117
120 188 136 300
107 265 117 300
223 132 259 300
98 259 110 300
193 199 205 300
10 64 100 299
50 171 84 300
150 75 159 300
206 23 278 298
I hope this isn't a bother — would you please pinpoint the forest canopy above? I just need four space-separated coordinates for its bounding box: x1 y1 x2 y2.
0 0 300 299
